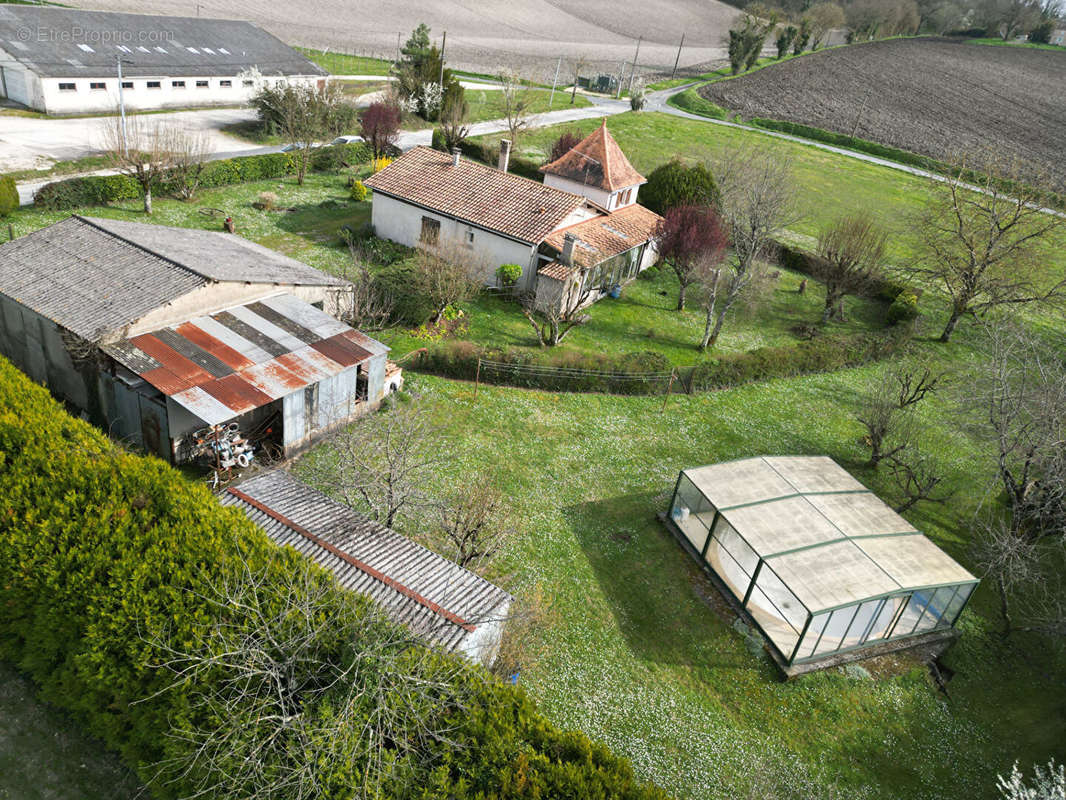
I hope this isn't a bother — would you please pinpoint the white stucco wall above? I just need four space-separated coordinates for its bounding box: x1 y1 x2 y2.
543 174 642 211
456 599 511 667
23 73 319 114
0 50 43 108
370 192 541 289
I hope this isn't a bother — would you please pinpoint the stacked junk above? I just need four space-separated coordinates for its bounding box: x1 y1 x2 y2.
191 423 255 486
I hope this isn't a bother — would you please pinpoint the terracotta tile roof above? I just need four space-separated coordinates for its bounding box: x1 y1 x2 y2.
363 147 585 244
543 203 662 269
537 261 573 281
539 118 646 193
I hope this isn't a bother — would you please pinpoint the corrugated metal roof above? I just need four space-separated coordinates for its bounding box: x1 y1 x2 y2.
0 7 327 78
0 216 347 342
221 470 512 653
103 294 387 425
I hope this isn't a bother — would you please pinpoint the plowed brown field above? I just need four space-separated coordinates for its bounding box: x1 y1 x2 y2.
700 38 1066 191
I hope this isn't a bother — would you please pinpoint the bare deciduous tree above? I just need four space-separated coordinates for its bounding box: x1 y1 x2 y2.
706 145 799 347
144 556 473 800
885 451 952 513
996 758 1066 800
301 400 444 529
810 212 887 324
907 154 1065 342
166 127 212 201
497 69 533 144
102 114 181 214
857 363 943 467
336 237 396 330
435 484 512 570
437 100 470 152
520 264 595 347
570 56 589 105
413 238 483 325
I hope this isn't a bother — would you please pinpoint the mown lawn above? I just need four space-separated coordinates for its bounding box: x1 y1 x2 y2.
298 342 1066 800
0 663 142 800
380 265 887 362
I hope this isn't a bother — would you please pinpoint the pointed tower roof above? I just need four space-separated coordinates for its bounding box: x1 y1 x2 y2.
539 118 646 193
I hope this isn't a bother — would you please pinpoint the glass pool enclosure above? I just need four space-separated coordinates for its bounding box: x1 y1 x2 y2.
667 456 978 667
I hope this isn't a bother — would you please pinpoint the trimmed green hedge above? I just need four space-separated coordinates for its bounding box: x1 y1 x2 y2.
411 328 910 395
688 329 910 391
33 142 372 210
0 175 18 216
0 355 669 799
771 238 918 304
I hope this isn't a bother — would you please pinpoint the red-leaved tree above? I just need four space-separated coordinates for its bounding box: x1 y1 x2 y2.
546 130 582 164
656 205 730 312
360 102 402 158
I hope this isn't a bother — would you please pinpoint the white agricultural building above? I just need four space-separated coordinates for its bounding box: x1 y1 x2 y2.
223 470 512 666
364 121 662 316
0 6 324 113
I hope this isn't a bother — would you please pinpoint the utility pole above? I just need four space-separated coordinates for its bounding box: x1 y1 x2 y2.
395 31 401 65
439 31 446 85
628 36 642 95
671 33 685 78
116 55 129 157
615 60 626 98
549 56 561 107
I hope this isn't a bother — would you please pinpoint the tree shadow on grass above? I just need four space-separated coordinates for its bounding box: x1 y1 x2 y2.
563 490 779 681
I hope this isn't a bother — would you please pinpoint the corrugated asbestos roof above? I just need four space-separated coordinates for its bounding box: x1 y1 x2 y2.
540 118 646 192
363 147 586 244
0 7 326 78
104 293 388 425
0 216 346 341
222 470 512 653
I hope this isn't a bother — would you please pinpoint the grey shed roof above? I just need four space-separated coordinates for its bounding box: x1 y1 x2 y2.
0 216 344 341
0 7 326 78
222 470 512 653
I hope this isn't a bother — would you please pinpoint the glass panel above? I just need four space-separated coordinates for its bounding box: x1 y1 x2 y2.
746 584 800 655
890 592 930 639
796 612 831 660
841 599 883 649
671 474 714 553
712 517 759 576
914 586 957 633
754 563 806 632
868 595 905 641
943 584 974 625
814 608 852 655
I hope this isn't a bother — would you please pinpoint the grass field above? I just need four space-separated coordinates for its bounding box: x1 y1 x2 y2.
0 663 142 800
298 351 1066 800
380 265 886 362
969 37 1066 51
6 99 1066 800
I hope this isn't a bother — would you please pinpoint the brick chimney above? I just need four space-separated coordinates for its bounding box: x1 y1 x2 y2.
498 139 511 173
562 232 577 266
451 147 461 167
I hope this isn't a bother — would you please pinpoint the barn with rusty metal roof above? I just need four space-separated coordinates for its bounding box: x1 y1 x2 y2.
222 470 512 664
0 215 392 463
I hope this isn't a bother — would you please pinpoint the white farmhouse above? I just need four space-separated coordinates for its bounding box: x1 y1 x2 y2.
0 6 325 113
363 120 662 315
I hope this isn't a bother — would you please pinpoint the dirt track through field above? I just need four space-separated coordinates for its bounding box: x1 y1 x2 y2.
64 0 741 79
700 38 1066 192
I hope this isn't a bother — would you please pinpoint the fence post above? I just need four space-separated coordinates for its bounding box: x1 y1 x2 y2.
662 367 676 412
474 357 482 399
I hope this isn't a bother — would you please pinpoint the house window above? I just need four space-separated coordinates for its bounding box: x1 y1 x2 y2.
172 80 186 88
89 81 106 90
465 229 475 246
242 79 254 87
196 80 209 88
147 81 161 89
219 79 232 87
58 82 76 92
122 81 133 89
420 216 440 245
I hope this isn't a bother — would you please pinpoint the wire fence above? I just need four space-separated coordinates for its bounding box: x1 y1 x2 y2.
472 357 684 399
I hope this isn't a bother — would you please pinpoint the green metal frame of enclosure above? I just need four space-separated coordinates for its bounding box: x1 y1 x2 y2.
666 469 979 667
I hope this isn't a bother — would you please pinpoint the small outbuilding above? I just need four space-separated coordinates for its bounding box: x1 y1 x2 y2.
664 456 978 675
223 470 512 665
